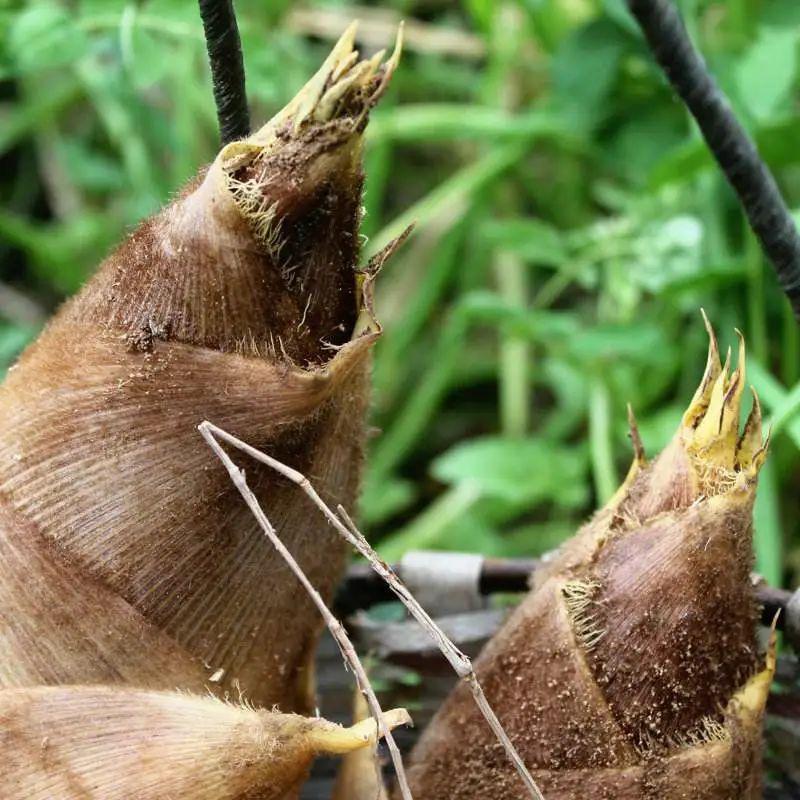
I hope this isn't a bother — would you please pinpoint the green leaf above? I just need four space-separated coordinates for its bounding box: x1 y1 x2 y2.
552 19 626 131
754 460 783 587
431 436 587 506
366 142 529 258
0 78 82 157
378 483 484 561
735 26 798 122
750 360 800 450
648 139 713 188
503 519 575 557
629 216 704 293
539 358 588 440
605 108 686 184
600 0 640 35
360 473 417 527
651 116 800 188
420 512 506 556
0 210 117 294
566 323 667 363
456 292 581 341
126 23 172 89
761 0 800 28
59 138 126 194
464 0 494 33
7 4 88 73
481 218 567 267
367 106 570 145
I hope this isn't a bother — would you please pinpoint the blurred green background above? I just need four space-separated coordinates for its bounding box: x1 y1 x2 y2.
1 0 799 590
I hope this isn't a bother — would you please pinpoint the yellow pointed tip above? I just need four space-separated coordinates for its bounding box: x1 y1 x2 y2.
719 331 746 434
365 48 386 75
307 707 412 754
736 386 764 471
768 609 780 646
294 23 360 129
700 308 719 356
356 22 404 117
241 21 364 141
332 691 393 800
683 310 722 429
331 49 361 84
751 424 772 472
751 385 762 415
626 403 645 464
683 323 766 490
386 21 405 73
334 21 360 60
346 20 360 40
730 329 746 391
316 59 373 121
725 626 776 731
323 22 359 82
351 688 371 723
246 19 400 145
694 358 729 443
606 402 646 509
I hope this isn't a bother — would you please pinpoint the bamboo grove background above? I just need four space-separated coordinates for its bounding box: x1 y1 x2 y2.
1 0 799 592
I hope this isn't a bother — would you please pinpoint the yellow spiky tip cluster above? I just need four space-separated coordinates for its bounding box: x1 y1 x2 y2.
681 311 769 495
223 20 404 160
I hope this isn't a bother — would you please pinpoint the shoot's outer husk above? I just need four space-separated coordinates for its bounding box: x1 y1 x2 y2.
406 317 773 799
0 684 410 800
0 26 402 713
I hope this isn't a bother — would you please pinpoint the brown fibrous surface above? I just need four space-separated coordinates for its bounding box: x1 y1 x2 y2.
406 319 772 800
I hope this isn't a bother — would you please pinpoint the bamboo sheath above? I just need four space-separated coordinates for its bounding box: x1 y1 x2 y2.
406 320 776 800
0 27 408 800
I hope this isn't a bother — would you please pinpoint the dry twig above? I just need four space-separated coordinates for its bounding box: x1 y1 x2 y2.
199 420 546 800
199 423 413 800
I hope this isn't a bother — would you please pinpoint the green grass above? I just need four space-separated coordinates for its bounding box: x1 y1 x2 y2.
1 0 799 588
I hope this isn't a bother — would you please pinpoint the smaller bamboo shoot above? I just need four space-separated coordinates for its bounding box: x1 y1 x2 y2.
0 685 410 800
406 315 773 800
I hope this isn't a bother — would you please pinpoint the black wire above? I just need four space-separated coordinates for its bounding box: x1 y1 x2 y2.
337 560 794 638
197 0 250 145
627 0 800 319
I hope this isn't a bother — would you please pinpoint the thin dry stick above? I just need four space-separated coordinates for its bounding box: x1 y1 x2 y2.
199 420 545 800
336 507 544 800
199 424 414 800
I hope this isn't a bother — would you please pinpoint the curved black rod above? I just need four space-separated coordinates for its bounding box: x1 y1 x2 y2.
626 0 800 319
198 0 250 144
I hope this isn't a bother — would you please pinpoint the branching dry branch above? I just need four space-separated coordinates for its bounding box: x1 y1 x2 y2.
199 420 546 800
199 423 413 800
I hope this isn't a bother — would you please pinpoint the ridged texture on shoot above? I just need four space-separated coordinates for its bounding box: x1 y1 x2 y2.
0 25 402 714
406 317 773 800
0 684 409 800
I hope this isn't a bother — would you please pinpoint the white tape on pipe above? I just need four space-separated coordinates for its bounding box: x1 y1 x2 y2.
399 550 486 615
